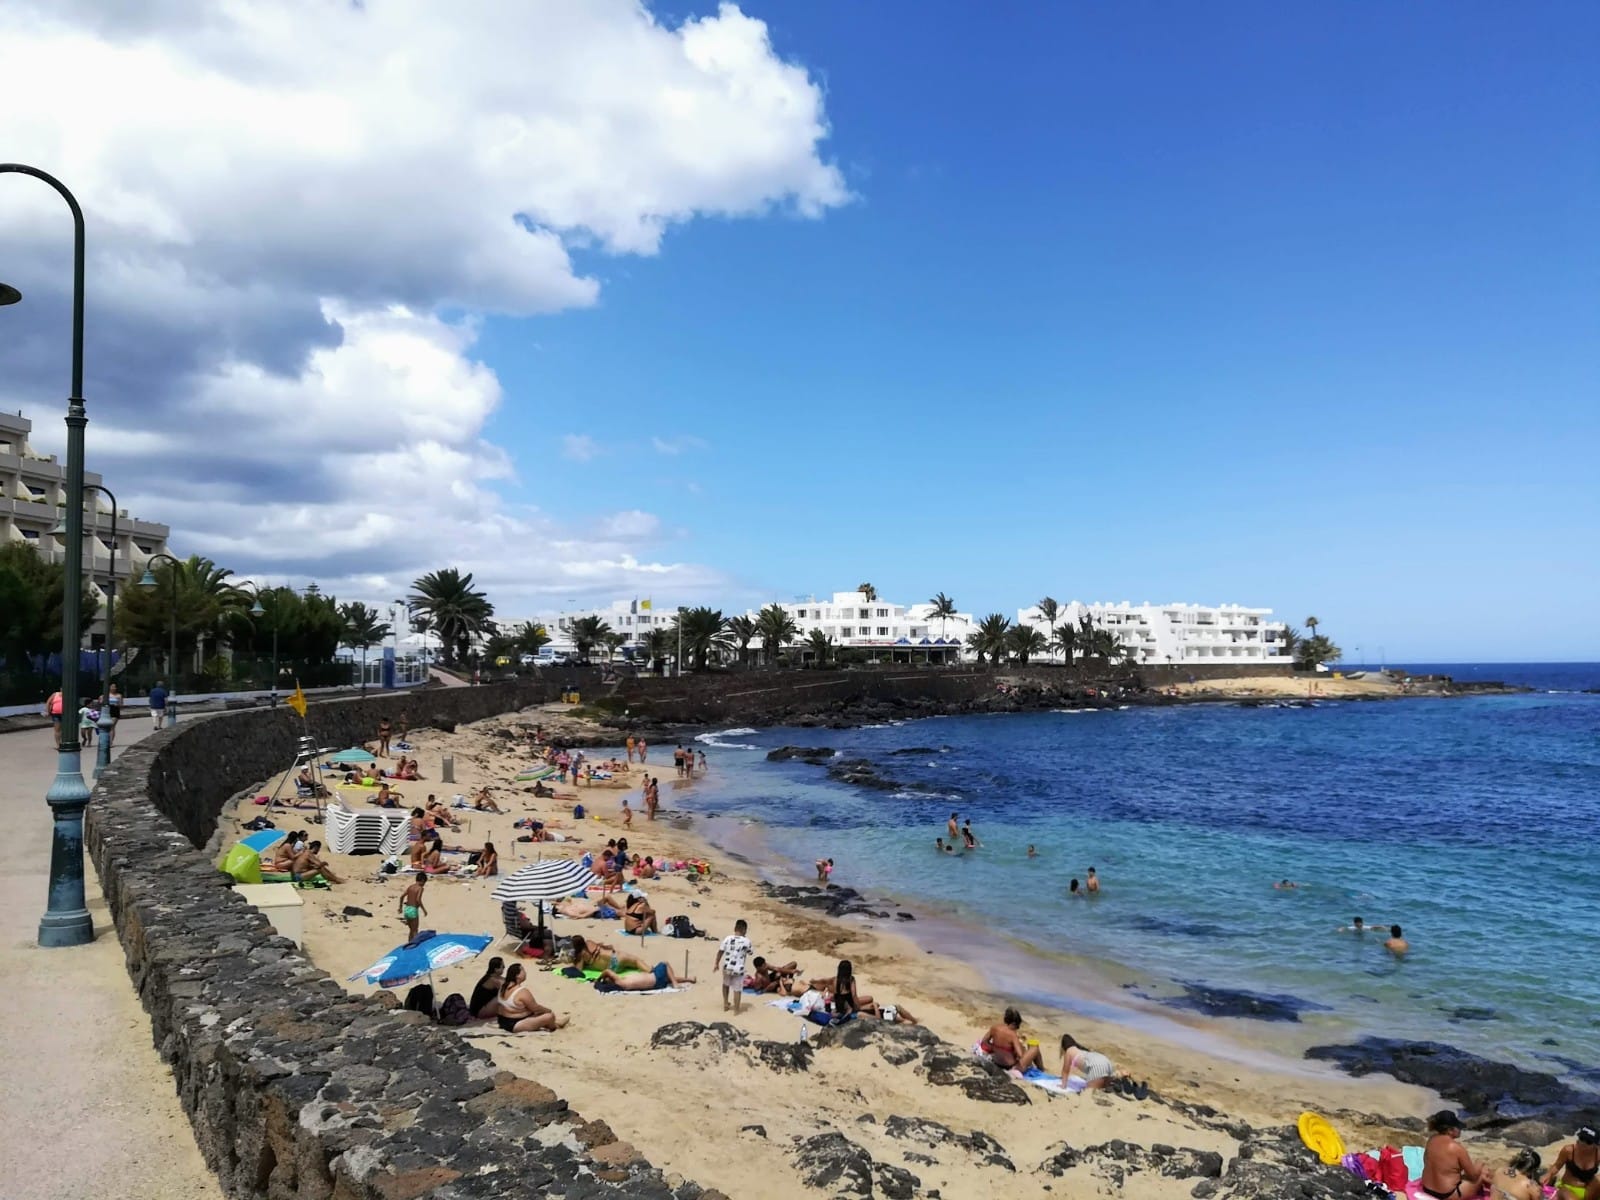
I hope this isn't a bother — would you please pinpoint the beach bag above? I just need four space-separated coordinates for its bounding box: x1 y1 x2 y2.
1374 1147 1406 1191
666 915 697 939
437 993 471 1026
594 978 620 993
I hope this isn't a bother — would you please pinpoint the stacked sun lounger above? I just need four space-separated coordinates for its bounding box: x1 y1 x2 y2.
323 804 407 856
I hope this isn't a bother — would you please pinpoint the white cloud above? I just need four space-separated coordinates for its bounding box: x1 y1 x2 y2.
0 0 846 612
561 434 602 463
651 435 710 456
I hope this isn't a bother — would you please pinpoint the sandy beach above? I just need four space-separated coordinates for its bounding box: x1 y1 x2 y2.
217 703 1521 1199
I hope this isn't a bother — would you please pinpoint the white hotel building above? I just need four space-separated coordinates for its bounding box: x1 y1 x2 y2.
1 409 172 648
1014 600 1289 665
743 590 976 664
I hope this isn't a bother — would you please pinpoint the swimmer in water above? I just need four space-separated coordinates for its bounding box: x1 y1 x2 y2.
1385 924 1408 956
1274 879 1299 890
1086 867 1099 893
1068 878 1082 897
1027 844 1038 858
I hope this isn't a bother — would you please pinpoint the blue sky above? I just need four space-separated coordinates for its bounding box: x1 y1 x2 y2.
472 2 1598 660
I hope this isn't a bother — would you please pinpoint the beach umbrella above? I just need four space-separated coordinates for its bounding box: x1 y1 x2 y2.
240 829 286 854
328 746 377 764
493 859 598 939
348 932 493 989
514 764 557 782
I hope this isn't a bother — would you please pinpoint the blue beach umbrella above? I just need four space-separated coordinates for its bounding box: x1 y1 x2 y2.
240 829 286 854
349 932 494 989
328 746 378 764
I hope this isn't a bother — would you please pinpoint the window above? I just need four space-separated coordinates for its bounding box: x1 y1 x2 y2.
22 529 39 539
877 627 889 636
797 609 807 618
876 608 888 617
135 542 154 554
26 484 46 497
840 626 852 637
859 608 870 619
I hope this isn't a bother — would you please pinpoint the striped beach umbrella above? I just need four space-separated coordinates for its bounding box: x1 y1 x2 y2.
492 859 597 905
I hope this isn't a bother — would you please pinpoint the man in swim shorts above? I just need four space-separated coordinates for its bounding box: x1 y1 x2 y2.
399 872 427 941
599 961 696 990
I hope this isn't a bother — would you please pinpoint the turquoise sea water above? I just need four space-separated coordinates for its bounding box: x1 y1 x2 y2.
667 663 1600 1086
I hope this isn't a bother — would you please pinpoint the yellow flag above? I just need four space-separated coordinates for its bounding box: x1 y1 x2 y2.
286 684 307 718
640 598 651 611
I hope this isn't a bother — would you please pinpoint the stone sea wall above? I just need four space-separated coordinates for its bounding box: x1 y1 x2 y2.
87 681 720 1200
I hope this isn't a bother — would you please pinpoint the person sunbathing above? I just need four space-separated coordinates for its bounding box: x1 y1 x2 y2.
359 764 381 783
394 757 420 781
407 807 430 840
424 798 460 829
472 787 503 814
269 842 298 873
598 961 694 990
634 856 658 879
623 893 659 935
470 957 505 1019
495 963 568 1032
553 897 623 920
569 935 649 974
291 840 345 885
750 957 806 995
830 960 880 1018
979 1007 1042 1073
370 782 403 808
530 781 556 798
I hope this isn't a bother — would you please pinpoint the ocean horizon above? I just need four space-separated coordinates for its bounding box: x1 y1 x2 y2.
669 661 1600 1091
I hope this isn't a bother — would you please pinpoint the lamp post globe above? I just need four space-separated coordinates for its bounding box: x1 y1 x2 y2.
0 282 20 306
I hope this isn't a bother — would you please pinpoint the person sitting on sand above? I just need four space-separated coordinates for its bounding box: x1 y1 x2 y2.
472 786 503 814
979 1007 1041 1073
1059 1033 1116 1089
1545 1125 1599 1200
398 757 422 781
1489 1149 1543 1200
469 957 504 1019
749 957 805 994
1385 924 1409 956
473 841 498 877
598 961 694 991
370 782 403 808
569 935 649 974
634 856 658 879
1421 1110 1490 1199
408 807 430 840
531 781 556 798
830 960 880 1018
408 835 442 871
424 797 460 829
291 840 345 885
623 893 658 935
495 964 568 1032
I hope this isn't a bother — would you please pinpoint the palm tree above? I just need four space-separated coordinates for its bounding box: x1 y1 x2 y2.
967 613 1011 665
805 629 833 668
926 592 956 640
339 601 391 692
672 606 730 671
642 628 672 674
601 631 627 662
756 603 799 667
1278 624 1302 662
406 568 494 666
725 614 759 668
857 582 877 602
1051 623 1078 665
1305 616 1320 640
1007 625 1047 664
567 615 611 663
1036 597 1060 654
515 622 552 658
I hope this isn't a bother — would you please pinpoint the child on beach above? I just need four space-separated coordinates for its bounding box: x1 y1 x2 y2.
716 919 753 1015
815 857 833 882
399 872 427 940
621 798 633 828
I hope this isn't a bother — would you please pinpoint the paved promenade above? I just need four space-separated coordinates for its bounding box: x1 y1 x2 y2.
0 722 220 1200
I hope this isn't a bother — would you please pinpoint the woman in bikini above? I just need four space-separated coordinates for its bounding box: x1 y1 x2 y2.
1420 1111 1489 1199
495 964 567 1032
473 841 498 877
623 893 658 935
830 960 880 1018
1489 1149 1543 1200
568 935 649 974
1546 1126 1600 1200
978 1007 1042 1073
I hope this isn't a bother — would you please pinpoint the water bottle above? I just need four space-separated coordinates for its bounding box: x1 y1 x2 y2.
610 952 619 972
799 1021 809 1045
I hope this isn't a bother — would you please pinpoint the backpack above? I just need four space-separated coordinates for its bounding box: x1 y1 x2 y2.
436 993 472 1026
666 915 697 939
403 983 436 1019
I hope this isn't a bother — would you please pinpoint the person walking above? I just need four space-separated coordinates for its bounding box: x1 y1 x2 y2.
148 679 168 729
398 872 427 941
106 682 124 745
46 689 64 740
716 919 753 1016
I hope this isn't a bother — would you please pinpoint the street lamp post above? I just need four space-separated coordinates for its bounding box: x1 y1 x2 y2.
235 582 279 706
2 162 94 947
137 552 183 723
55 483 118 779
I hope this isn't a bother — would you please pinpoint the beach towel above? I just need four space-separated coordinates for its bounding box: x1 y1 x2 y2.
1022 1067 1082 1095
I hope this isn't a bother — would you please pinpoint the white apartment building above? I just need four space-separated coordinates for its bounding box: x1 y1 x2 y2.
744 590 976 664
0 409 172 647
517 599 668 657
1014 600 1289 665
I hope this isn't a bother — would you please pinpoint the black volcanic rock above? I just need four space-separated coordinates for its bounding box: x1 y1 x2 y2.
766 746 836 762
